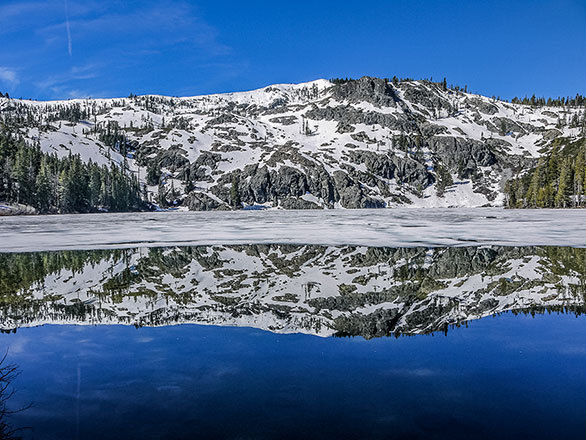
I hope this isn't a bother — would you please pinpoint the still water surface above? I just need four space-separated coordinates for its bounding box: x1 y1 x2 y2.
2 313 586 440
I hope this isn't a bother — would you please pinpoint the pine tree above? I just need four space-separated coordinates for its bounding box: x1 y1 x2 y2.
157 182 168 208
435 164 453 197
230 174 241 209
555 157 573 208
13 144 34 204
146 163 161 186
58 169 71 212
574 150 584 206
35 158 51 212
525 158 546 207
89 165 102 208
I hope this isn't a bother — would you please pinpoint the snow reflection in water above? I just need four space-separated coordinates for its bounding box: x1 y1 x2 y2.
1 244 585 338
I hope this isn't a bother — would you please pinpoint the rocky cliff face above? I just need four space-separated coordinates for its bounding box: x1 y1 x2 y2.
1 245 584 338
1 77 582 209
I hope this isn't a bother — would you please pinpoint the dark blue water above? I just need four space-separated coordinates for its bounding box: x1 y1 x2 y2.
2 312 586 440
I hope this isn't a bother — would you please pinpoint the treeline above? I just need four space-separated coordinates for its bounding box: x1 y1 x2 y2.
511 94 585 108
0 125 146 214
330 77 356 84
505 138 586 208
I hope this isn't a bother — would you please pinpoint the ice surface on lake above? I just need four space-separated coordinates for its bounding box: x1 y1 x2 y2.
1 208 586 252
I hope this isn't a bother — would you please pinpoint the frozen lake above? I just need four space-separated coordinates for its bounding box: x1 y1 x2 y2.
2 208 586 252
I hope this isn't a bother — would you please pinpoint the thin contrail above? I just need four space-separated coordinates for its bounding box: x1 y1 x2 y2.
65 0 72 56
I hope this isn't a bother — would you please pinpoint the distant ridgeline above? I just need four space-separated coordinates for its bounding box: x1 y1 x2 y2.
505 137 586 208
1 77 585 211
0 124 146 214
1 245 585 338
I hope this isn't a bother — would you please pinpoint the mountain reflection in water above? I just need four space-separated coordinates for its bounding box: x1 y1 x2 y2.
1 244 585 338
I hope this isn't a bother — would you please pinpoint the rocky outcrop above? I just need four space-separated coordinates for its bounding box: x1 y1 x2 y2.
331 76 400 107
0 203 37 216
279 197 322 209
305 105 417 132
347 150 431 188
184 192 228 211
428 136 496 178
466 97 499 115
157 146 190 172
269 116 297 125
401 81 453 114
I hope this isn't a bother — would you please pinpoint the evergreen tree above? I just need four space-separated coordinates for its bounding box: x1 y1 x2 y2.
435 164 453 196
58 169 71 212
35 158 51 212
230 174 241 209
157 182 168 208
555 157 573 208
146 162 161 186
89 164 102 208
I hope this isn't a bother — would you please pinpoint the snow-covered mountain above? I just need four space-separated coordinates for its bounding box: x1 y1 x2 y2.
1 245 584 337
1 77 584 209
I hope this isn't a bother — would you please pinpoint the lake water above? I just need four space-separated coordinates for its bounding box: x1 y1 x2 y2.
1 210 585 439
4 314 586 440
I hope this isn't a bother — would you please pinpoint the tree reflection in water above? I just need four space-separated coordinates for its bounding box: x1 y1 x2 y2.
0 245 585 338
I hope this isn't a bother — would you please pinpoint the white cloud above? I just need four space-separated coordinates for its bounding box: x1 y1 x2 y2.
0 67 19 87
34 63 99 96
0 2 46 28
65 0 72 56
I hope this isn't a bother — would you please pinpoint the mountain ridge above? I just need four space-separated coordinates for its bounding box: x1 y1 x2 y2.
1 76 584 212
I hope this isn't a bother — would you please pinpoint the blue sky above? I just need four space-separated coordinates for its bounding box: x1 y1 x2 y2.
0 0 584 100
